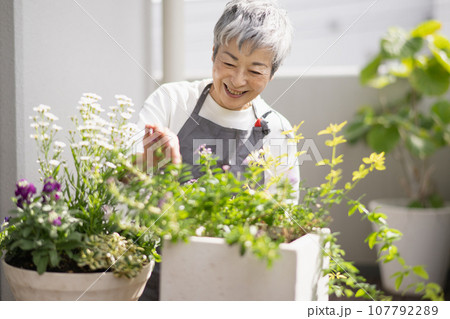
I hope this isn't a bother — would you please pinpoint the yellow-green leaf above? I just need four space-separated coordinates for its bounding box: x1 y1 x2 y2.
411 20 441 37
355 289 365 297
412 265 429 280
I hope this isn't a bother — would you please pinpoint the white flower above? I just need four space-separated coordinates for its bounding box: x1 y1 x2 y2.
54 141 66 148
107 112 116 118
114 94 131 101
71 143 80 149
38 121 50 127
79 141 89 147
96 140 113 150
40 133 49 141
120 112 132 120
91 103 105 113
44 112 59 121
49 159 60 166
80 156 90 161
109 106 118 111
52 124 62 131
76 105 88 112
33 104 51 113
195 226 205 236
30 123 39 129
127 107 136 113
30 134 38 140
83 93 102 101
101 127 112 135
105 162 116 169
79 97 97 105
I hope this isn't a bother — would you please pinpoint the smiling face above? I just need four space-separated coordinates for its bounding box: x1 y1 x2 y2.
210 40 274 111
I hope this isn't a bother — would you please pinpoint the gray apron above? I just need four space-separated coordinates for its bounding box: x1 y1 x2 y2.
177 83 271 183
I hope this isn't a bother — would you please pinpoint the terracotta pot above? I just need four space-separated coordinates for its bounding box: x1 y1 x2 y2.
160 229 330 300
1 259 154 301
369 199 450 295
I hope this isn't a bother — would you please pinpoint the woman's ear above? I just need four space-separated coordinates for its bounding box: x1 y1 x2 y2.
211 46 215 62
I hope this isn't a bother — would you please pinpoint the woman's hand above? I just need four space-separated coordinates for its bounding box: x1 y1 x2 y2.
143 124 182 170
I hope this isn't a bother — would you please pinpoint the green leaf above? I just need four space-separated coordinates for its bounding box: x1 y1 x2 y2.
345 119 370 143
365 232 378 249
366 125 400 153
367 75 396 89
431 34 450 51
48 250 59 267
409 59 450 96
411 20 441 37
405 134 437 159
381 27 424 58
431 100 450 124
429 43 450 73
412 265 429 280
32 253 49 274
355 288 365 297
348 205 358 216
395 274 404 290
360 54 382 85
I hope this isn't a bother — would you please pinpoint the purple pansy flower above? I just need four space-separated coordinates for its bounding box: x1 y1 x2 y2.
14 179 37 208
42 177 61 194
52 216 62 226
41 177 62 202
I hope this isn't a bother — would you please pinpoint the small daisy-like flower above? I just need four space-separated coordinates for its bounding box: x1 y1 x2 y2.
78 141 89 146
91 103 105 113
120 112 132 120
114 94 131 101
44 112 59 121
30 134 38 140
83 93 102 100
54 141 66 148
105 162 117 169
80 156 90 161
38 121 50 127
49 159 60 166
52 124 62 131
109 106 119 111
127 107 136 113
33 104 51 113
76 105 88 112
107 112 116 118
30 123 39 129
79 96 97 105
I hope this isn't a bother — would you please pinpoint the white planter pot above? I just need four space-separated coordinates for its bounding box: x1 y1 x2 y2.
369 199 450 294
1 259 154 300
160 228 330 301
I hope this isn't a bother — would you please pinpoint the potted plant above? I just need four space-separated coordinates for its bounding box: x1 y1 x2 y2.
345 20 450 294
0 94 158 300
109 120 444 300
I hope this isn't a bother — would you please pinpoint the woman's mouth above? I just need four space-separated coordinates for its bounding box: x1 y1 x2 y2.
224 84 247 97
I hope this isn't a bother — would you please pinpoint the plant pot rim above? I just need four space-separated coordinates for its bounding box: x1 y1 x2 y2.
1 258 154 278
369 198 450 215
170 227 331 249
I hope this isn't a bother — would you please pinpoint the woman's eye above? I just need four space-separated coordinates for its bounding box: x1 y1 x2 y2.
250 70 262 75
224 62 235 67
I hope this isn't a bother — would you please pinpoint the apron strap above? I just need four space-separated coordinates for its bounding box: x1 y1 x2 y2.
192 83 213 115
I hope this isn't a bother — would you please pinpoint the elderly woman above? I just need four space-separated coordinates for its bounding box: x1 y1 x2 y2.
139 0 298 191
137 0 298 300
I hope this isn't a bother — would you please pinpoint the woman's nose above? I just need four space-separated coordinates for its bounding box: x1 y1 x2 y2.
231 69 247 87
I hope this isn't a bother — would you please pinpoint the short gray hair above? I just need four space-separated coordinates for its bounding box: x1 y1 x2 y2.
213 0 293 76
